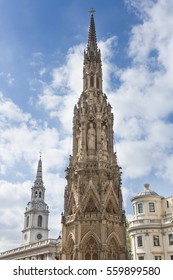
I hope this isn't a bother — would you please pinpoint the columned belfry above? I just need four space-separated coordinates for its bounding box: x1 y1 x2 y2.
61 10 126 260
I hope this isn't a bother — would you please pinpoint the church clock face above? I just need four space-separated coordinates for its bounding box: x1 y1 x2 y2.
37 233 42 240
38 202 44 209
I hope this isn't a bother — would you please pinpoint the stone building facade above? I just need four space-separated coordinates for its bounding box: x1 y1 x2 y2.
0 11 126 260
129 184 173 260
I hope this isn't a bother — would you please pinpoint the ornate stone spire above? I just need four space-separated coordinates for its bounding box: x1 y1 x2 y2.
87 9 98 54
62 11 126 260
83 10 102 92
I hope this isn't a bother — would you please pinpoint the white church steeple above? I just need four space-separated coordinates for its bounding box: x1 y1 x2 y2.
22 155 49 245
31 154 45 202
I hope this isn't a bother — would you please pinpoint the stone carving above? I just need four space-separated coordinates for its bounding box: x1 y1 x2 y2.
82 100 87 114
78 150 84 161
87 123 96 150
101 125 108 151
106 200 116 214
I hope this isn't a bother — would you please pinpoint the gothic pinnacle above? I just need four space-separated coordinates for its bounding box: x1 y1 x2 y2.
87 8 98 53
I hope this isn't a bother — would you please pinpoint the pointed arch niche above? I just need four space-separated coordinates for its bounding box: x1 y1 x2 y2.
81 231 101 260
85 197 98 212
106 235 121 260
83 191 99 213
106 199 117 214
105 192 119 215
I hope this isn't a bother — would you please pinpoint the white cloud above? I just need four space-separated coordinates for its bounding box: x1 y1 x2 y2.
99 36 118 92
0 180 30 251
0 90 72 175
51 44 84 92
0 91 31 124
122 186 131 208
127 0 173 68
38 44 85 134
38 85 61 111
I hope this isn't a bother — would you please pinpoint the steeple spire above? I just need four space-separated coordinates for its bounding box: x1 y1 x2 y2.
83 9 102 91
87 9 98 53
32 155 45 201
35 153 42 182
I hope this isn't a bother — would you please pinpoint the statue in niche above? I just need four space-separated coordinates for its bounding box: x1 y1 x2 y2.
76 126 82 154
87 122 96 150
101 125 108 151
78 150 84 161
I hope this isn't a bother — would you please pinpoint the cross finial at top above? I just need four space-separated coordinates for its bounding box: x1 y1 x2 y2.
89 8 95 15
39 151 42 159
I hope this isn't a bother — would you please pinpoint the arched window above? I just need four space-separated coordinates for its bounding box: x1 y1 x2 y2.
39 191 42 198
26 216 29 227
34 191 38 198
107 238 118 260
38 215 42 227
85 237 98 260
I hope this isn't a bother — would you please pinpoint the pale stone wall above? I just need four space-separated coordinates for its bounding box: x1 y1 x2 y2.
129 185 173 260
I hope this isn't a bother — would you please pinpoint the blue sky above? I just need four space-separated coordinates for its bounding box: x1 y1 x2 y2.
1 0 173 251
